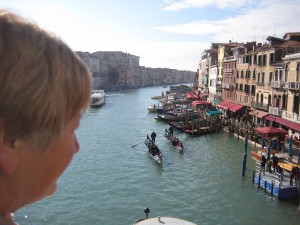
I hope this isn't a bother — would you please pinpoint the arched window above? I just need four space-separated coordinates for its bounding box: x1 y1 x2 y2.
279 70 283 81
276 96 281 108
268 94 271 105
273 95 277 107
275 70 278 80
260 93 263 103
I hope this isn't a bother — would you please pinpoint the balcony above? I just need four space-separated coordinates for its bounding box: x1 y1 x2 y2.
225 83 233 90
253 101 269 111
270 81 284 89
269 107 281 116
256 82 265 86
281 110 300 122
288 82 300 90
216 83 222 91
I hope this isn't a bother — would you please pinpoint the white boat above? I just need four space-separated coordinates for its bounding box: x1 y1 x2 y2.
90 90 105 107
135 217 196 225
134 208 196 225
151 95 162 100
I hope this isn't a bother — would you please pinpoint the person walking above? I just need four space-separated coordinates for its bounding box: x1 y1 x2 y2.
151 131 157 144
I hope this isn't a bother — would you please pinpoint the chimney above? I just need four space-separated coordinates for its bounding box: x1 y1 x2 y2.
229 40 231 44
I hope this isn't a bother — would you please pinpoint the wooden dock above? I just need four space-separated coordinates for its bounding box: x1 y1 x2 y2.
252 159 299 200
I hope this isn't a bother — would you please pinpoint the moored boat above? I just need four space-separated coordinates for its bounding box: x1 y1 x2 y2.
90 90 105 107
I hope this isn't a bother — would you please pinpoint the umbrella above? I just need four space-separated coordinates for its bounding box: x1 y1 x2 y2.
266 144 271 160
255 126 287 137
288 137 293 158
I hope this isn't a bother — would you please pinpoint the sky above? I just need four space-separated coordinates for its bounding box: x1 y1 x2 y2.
2 0 300 71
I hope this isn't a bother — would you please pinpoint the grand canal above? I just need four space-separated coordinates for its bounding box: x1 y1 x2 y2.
15 85 299 225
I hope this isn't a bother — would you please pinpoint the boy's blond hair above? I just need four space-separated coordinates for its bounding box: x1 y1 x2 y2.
0 9 92 149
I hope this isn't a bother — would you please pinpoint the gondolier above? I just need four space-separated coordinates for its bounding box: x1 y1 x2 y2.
169 126 174 137
151 131 157 143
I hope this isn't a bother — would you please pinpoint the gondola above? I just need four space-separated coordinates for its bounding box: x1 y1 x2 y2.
145 136 163 164
164 129 184 152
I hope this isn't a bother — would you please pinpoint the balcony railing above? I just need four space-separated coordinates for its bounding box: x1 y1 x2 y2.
253 101 269 111
256 82 265 86
225 83 233 90
288 82 300 90
270 81 284 89
281 110 300 122
269 107 281 116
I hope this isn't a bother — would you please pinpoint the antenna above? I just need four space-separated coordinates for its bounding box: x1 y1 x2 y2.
253 26 256 41
273 23 276 36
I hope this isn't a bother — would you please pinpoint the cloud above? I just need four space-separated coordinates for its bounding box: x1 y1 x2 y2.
162 0 253 11
156 1 300 43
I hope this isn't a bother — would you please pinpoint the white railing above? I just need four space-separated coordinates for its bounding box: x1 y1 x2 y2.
269 107 281 116
270 81 284 89
288 82 300 89
281 110 300 122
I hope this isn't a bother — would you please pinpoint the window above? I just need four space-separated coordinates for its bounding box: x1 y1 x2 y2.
269 72 273 82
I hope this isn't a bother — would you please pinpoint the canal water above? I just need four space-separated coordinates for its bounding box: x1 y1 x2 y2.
15 86 299 225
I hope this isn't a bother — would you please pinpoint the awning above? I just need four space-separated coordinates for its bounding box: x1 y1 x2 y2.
186 92 199 99
218 100 236 110
255 126 287 136
265 115 277 121
206 110 223 116
275 117 300 132
253 109 269 118
199 93 208 98
265 115 300 132
191 100 210 107
212 99 220 105
229 104 244 113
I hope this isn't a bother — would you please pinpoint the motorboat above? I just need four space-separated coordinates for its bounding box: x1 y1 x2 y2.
134 208 196 225
90 90 105 107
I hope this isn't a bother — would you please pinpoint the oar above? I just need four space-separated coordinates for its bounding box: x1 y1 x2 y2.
132 142 144 148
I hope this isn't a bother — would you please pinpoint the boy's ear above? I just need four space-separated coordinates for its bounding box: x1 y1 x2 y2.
0 128 18 175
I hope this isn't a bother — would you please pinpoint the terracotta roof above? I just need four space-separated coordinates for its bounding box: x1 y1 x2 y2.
275 40 300 48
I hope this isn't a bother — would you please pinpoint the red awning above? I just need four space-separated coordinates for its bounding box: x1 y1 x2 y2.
191 100 210 107
275 117 300 132
265 115 300 132
218 101 236 110
229 104 244 113
255 126 287 136
265 115 278 121
199 93 208 98
186 92 199 99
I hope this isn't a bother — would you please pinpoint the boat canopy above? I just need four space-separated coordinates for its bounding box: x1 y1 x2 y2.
206 110 223 116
